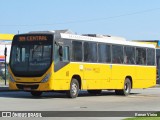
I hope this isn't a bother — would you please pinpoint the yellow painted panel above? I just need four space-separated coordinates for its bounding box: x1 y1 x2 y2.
9 82 18 90
0 34 14 40
111 65 136 80
133 80 156 88
54 63 83 90
83 63 111 89
83 63 111 80
53 80 70 90
135 66 156 80
9 62 156 91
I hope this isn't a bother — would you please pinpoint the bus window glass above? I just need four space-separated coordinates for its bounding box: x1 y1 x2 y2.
147 48 155 65
136 48 146 65
29 45 51 63
22 48 25 62
54 43 60 64
98 44 111 63
11 46 28 71
124 46 135 64
63 46 69 62
72 41 82 61
10 45 52 74
84 42 97 62
112 45 123 64
156 49 160 69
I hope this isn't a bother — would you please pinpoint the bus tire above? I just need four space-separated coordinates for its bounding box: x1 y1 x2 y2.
115 78 131 96
87 90 102 95
31 91 43 97
66 78 79 98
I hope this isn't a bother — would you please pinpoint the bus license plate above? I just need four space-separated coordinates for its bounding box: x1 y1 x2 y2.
24 87 31 90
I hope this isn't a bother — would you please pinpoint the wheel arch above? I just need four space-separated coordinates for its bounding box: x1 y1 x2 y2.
72 75 82 90
125 76 133 89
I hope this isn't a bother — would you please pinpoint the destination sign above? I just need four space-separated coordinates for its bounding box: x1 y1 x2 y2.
18 36 48 42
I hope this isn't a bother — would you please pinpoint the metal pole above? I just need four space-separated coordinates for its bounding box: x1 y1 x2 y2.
4 47 7 86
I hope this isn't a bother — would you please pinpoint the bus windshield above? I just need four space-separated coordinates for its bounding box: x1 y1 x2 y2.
10 34 53 77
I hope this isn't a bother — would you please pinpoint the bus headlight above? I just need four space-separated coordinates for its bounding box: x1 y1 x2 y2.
41 73 51 83
9 74 15 82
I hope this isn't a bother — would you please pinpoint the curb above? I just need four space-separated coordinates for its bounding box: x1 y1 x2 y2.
153 84 160 88
0 86 21 92
0 86 10 91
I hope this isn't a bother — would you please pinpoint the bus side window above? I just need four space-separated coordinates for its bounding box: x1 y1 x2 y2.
124 46 135 64
72 41 82 62
136 47 146 65
54 43 60 64
84 42 97 63
112 45 123 64
98 43 111 63
147 48 155 65
54 43 70 65
124 56 128 64
63 46 69 62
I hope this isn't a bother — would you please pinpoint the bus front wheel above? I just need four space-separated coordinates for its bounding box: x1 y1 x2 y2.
66 78 79 98
31 91 43 97
115 78 131 96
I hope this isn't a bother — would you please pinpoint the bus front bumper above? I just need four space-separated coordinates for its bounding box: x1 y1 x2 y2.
9 82 52 91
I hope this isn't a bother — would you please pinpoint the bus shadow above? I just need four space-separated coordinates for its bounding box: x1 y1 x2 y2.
0 91 140 99
78 91 140 97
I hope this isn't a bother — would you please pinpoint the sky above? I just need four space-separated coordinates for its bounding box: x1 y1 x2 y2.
0 0 160 40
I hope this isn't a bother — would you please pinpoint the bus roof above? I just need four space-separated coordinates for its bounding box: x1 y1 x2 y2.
132 40 160 48
21 30 155 48
60 33 155 48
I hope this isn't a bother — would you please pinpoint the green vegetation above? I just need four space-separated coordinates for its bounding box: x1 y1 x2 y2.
124 117 160 120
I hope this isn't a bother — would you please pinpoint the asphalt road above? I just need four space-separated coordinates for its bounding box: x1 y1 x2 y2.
0 88 160 120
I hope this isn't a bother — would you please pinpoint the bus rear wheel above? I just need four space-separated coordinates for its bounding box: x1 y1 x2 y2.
115 78 131 96
87 90 102 95
31 91 43 97
66 78 79 98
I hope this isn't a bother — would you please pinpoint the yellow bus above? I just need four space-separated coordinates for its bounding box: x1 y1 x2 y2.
9 30 156 98
133 40 160 83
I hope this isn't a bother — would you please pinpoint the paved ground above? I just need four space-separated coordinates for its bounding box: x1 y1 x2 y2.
0 87 160 120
